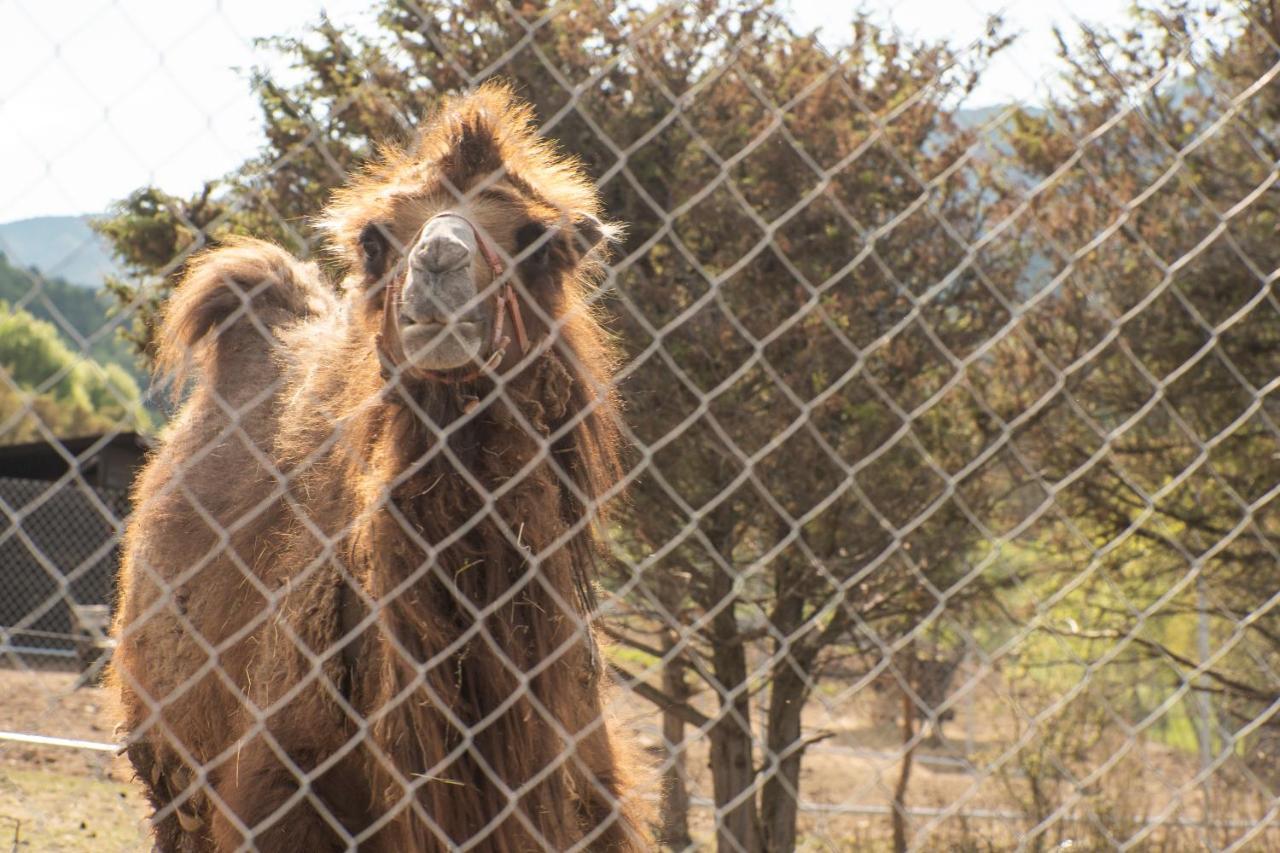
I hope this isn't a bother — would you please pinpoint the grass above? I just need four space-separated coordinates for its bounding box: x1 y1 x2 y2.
0 767 150 852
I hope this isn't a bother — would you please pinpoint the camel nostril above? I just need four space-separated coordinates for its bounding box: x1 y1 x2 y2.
417 234 472 274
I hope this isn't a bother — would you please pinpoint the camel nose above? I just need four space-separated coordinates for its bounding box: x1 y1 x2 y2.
415 232 472 275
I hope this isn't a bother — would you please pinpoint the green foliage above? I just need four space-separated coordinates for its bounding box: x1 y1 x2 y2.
0 304 150 444
0 251 140 381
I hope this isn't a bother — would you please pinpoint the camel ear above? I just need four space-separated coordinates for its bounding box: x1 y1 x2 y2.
570 213 622 256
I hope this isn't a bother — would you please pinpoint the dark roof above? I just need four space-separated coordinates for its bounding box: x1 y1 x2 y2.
0 432 149 488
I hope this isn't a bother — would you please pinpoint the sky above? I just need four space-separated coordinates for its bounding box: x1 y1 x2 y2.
0 0 1140 223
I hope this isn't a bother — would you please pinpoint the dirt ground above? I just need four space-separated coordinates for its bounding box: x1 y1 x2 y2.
0 666 1272 851
0 666 1003 852
0 666 988 851
0 669 150 851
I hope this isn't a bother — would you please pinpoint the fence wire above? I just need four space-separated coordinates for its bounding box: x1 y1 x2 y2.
1 1 1279 851
0 475 126 661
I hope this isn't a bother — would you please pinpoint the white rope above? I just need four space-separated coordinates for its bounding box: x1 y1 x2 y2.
0 729 116 753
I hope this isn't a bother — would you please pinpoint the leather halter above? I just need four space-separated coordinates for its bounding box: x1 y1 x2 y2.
376 211 530 384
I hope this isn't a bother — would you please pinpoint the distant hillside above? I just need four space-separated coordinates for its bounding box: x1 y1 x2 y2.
0 216 122 289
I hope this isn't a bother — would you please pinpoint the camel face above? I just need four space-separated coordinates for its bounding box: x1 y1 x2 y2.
396 209 493 370
324 93 622 386
351 183 607 382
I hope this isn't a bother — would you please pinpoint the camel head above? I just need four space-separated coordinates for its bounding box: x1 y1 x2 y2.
322 82 618 382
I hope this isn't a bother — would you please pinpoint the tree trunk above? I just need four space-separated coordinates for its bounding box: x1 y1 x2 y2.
659 625 693 849
708 605 760 852
892 658 917 853
761 662 809 852
760 585 816 853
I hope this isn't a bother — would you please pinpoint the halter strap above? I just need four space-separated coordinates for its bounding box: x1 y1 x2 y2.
375 211 530 385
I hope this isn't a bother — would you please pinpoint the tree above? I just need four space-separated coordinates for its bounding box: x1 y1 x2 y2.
983 0 1280 836
600 14 1021 850
0 251 140 382
0 304 150 444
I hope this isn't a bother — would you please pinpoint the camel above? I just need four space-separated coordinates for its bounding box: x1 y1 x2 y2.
109 82 654 852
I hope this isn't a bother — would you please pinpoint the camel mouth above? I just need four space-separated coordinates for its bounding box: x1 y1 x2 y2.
400 318 487 370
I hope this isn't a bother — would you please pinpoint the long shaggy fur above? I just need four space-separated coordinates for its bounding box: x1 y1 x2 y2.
110 82 653 852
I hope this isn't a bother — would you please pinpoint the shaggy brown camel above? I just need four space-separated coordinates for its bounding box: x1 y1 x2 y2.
110 83 654 852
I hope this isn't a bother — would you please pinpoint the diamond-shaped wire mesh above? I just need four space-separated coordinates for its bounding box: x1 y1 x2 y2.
1 0 1279 850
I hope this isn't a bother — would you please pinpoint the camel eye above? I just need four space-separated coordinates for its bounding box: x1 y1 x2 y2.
359 223 389 277
515 222 551 262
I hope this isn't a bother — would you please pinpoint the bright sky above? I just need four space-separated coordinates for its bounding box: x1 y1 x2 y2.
0 0 1137 222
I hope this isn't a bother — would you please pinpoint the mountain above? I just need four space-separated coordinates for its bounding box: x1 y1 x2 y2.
0 215 122 289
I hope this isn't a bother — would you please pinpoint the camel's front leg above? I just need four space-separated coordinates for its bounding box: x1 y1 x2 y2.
121 737 213 853
206 734 362 853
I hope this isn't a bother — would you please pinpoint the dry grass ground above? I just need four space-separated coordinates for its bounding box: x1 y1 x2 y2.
0 669 149 851
0 666 1273 851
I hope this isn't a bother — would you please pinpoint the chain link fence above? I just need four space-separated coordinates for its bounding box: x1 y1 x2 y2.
0 474 128 663
1 0 1279 850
